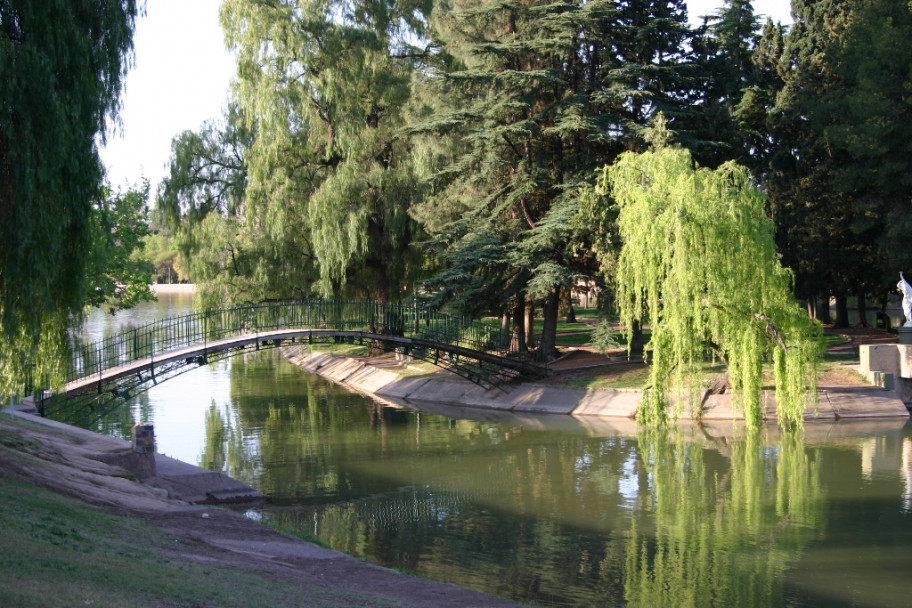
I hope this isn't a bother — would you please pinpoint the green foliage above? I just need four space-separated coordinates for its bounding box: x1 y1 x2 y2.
768 0 874 310
141 232 185 285
0 0 139 395
766 0 912 315
412 0 700 355
215 0 426 304
587 319 621 354
84 181 156 315
681 0 769 169
601 140 821 427
158 104 250 228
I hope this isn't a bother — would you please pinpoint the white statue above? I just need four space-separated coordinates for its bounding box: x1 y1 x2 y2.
898 272 912 327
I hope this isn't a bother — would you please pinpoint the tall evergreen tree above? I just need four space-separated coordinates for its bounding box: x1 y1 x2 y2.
768 0 912 324
679 0 766 168
602 0 695 147
733 17 787 181
821 0 912 279
412 0 697 358
0 0 139 393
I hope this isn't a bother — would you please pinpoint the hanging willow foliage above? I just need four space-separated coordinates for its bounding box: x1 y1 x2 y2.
598 143 822 427
1 1 139 396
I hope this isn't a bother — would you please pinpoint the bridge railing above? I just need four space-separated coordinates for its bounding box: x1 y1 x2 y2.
65 300 512 384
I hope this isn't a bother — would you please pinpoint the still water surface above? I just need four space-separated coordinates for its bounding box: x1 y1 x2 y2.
74 297 912 607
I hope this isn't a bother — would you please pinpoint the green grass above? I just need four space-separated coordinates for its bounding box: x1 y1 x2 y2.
560 366 651 390
478 314 597 334
555 333 593 346
821 333 861 364
0 425 396 608
534 318 592 334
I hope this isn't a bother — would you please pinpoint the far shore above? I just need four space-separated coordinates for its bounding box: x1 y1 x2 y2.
150 283 195 294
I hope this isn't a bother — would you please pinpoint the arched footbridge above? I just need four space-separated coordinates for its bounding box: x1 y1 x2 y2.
40 300 549 426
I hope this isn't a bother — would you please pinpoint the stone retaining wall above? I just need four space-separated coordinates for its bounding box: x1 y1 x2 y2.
282 347 910 422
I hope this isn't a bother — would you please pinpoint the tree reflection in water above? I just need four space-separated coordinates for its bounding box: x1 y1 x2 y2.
624 429 825 607
193 353 836 607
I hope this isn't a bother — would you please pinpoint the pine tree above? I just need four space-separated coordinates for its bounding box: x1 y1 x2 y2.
733 17 786 180
821 0 912 279
679 0 766 168
768 0 911 323
411 0 697 357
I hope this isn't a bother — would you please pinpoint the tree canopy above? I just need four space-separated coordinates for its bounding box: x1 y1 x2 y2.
0 0 139 394
410 0 699 357
216 0 427 305
148 0 912 427
766 0 912 324
600 139 821 427
84 181 156 315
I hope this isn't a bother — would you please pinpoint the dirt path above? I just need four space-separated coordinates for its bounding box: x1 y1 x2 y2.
0 416 524 607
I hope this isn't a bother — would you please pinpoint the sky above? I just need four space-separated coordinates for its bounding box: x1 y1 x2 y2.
98 0 794 199
99 0 235 195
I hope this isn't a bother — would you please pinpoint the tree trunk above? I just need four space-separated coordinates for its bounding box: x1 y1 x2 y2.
500 312 511 351
538 286 560 361
560 285 576 323
817 294 833 324
833 292 850 328
630 320 644 354
856 291 869 327
525 301 536 350
512 294 526 352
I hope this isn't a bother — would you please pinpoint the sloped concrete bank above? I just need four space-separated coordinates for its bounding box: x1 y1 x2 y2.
9 402 264 505
282 347 911 422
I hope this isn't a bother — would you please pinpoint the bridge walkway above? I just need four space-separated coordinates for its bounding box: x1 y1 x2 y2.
61 328 547 397
41 300 551 426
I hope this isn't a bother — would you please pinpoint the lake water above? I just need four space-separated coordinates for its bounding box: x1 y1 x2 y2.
70 297 912 607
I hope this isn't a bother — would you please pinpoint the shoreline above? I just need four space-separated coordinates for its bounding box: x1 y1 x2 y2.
1 405 524 607
150 283 195 294
281 346 911 426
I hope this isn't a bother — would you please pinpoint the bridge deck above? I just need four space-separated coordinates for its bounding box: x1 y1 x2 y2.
61 328 546 397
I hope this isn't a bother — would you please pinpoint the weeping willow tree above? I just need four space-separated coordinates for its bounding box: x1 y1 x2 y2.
0 1 139 395
599 139 822 427
217 0 427 304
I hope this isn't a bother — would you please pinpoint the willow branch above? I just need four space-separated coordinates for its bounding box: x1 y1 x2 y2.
710 304 789 351
753 312 789 351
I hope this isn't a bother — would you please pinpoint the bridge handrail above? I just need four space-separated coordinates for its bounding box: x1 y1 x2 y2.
66 300 511 384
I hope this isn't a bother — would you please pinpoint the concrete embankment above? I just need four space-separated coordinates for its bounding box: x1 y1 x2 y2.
282 347 911 423
6 402 263 505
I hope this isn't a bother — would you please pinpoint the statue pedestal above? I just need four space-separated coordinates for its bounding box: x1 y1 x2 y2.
900 327 912 345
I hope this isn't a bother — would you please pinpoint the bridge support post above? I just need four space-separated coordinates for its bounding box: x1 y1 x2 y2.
129 423 157 479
